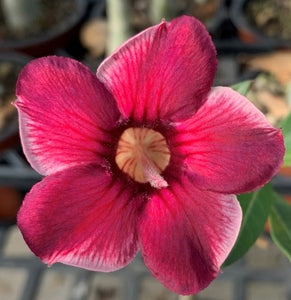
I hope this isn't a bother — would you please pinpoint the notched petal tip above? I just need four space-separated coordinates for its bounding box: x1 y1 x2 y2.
98 15 217 123
13 96 25 109
11 99 18 107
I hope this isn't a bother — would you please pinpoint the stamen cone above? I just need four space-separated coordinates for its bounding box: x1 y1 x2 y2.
115 128 170 187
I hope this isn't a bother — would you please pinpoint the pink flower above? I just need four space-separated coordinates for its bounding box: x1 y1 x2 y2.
15 16 284 295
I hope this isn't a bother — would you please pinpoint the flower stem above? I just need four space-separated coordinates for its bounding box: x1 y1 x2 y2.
179 296 197 300
106 0 133 54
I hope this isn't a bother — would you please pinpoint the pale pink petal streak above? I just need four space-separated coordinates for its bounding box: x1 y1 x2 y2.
171 87 284 194
17 164 141 271
97 16 217 123
138 175 242 295
15 56 120 176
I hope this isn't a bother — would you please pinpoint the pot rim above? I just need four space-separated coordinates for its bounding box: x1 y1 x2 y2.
0 0 88 50
230 0 291 48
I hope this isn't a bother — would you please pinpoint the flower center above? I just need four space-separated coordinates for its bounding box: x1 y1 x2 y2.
115 127 170 188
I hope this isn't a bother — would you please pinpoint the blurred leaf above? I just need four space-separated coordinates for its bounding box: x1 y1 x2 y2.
279 113 291 166
231 80 251 96
223 184 275 267
269 195 291 262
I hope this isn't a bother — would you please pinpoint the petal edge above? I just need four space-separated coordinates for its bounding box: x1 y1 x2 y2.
139 175 242 295
171 87 285 194
18 164 141 271
16 56 120 176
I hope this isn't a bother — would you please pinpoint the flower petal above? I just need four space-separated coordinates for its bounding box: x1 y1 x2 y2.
138 175 242 295
97 15 216 123
15 56 120 176
171 87 284 194
18 164 142 271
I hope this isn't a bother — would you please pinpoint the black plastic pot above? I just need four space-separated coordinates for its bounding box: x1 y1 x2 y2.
205 0 228 36
230 0 291 49
183 0 227 36
0 0 88 56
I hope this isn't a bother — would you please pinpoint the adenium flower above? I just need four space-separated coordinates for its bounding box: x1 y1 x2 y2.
15 16 284 295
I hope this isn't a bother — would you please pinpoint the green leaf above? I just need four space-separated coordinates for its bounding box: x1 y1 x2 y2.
231 80 252 96
269 195 291 262
223 184 275 267
279 113 291 166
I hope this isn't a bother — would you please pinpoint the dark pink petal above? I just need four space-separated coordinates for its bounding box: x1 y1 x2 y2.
171 87 284 194
15 56 120 176
18 164 142 271
97 15 216 123
139 175 242 295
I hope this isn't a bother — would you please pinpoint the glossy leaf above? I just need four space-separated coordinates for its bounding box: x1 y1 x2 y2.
269 195 291 262
223 184 275 267
279 113 291 166
231 80 251 96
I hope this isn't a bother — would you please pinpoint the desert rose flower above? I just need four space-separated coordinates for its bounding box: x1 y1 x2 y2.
15 16 284 295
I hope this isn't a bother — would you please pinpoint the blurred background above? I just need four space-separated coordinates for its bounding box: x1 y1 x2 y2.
0 0 291 299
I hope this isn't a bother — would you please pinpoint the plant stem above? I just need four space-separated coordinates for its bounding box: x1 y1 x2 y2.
106 0 132 54
179 295 197 300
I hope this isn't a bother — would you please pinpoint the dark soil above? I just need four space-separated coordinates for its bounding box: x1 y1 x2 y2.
0 0 76 41
246 0 291 40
